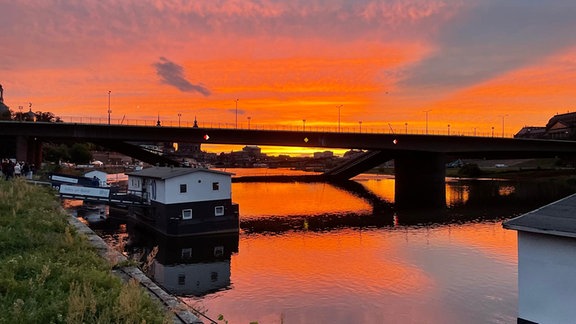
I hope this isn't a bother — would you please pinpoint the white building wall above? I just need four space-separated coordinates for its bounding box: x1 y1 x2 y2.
152 261 231 295
128 170 232 204
164 172 232 204
84 170 108 187
518 231 576 323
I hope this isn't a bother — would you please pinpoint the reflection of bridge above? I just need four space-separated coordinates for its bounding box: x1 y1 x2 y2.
2 121 576 207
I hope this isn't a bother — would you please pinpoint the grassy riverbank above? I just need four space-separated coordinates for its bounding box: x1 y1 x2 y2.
0 179 171 323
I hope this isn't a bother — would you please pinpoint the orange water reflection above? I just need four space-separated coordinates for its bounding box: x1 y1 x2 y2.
233 182 370 218
82 174 576 324
186 220 519 324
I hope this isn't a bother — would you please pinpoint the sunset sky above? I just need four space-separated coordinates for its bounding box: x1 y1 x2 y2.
2 0 576 155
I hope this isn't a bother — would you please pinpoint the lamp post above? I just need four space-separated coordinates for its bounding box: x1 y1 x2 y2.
447 124 451 135
18 106 23 121
337 105 343 132
303 119 306 131
247 116 251 129
405 122 408 134
235 98 239 129
107 90 111 125
359 121 362 133
178 113 181 127
424 110 432 135
500 114 508 137
491 126 495 137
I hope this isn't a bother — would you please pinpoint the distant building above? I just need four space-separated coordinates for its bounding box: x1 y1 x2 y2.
515 112 576 139
544 112 576 139
343 149 365 159
242 145 262 156
313 151 334 159
0 83 12 120
177 142 202 157
514 126 546 139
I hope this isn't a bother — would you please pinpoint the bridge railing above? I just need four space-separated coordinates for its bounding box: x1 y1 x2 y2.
55 115 515 138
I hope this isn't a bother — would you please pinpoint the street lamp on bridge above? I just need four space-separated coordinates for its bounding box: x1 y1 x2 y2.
359 120 362 133
235 98 239 129
303 119 306 132
107 91 111 125
178 113 182 127
499 114 509 138
247 116 251 129
424 110 432 135
337 105 343 132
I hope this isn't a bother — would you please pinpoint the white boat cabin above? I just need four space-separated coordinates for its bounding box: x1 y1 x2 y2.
503 193 576 324
127 167 232 205
84 170 108 187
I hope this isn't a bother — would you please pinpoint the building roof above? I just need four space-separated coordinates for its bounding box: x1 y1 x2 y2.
503 193 576 238
514 126 546 137
126 167 233 180
546 112 576 129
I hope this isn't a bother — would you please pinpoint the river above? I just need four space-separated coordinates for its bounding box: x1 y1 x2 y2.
88 169 576 324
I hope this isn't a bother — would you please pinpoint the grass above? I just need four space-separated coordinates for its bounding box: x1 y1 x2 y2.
0 178 172 324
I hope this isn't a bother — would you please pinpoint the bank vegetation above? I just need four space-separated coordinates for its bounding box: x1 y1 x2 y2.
0 178 171 323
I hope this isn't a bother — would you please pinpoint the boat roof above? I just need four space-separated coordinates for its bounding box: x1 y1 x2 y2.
503 193 576 238
126 167 233 180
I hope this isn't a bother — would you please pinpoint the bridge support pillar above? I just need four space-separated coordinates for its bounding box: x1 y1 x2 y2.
394 152 446 209
16 136 42 167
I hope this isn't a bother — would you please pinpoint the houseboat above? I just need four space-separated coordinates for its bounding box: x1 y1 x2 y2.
503 193 576 323
125 167 239 236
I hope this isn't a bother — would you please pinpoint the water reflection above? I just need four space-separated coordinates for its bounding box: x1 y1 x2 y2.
240 178 576 234
125 226 239 297
79 173 576 324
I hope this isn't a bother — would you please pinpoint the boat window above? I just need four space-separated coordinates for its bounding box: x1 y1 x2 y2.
181 248 192 259
180 184 187 193
214 206 224 216
182 209 193 220
212 182 219 190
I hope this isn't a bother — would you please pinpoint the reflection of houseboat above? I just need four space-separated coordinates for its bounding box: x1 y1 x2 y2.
77 203 107 224
126 225 239 296
126 167 239 237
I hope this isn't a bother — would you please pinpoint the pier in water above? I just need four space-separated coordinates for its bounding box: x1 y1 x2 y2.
82 168 576 324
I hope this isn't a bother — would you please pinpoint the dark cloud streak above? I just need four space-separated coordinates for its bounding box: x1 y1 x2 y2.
153 57 211 96
401 0 576 90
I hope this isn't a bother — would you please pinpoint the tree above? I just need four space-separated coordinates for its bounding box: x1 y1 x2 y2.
68 143 93 164
43 144 71 163
35 111 63 122
11 110 62 122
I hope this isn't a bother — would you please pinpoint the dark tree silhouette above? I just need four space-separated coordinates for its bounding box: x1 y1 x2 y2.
12 110 63 122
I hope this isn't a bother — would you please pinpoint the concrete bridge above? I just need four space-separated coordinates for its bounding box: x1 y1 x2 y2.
2 121 576 208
